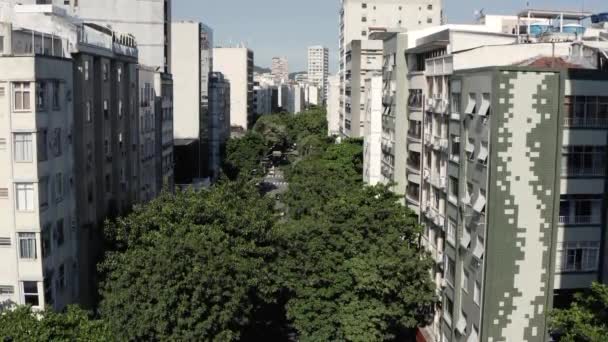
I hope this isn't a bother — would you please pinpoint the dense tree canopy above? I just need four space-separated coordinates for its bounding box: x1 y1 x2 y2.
98 183 282 341
222 131 266 180
0 306 110 341
550 282 608 342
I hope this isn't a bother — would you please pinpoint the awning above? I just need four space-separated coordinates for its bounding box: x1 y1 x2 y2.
460 228 471 249
473 194 486 213
464 98 476 115
473 238 485 260
465 140 475 154
477 145 488 163
409 143 422 153
478 99 490 117
409 111 423 122
408 173 421 184
455 314 467 335
466 328 479 342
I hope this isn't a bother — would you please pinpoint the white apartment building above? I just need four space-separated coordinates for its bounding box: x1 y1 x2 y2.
271 56 289 84
213 47 254 134
29 0 172 73
338 0 443 137
362 74 383 185
0 2 147 310
327 74 341 136
307 46 329 101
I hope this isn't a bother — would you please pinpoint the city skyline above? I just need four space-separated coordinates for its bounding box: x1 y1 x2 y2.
173 0 605 72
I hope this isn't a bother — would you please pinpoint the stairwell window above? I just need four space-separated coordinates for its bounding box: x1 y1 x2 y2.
37 81 47 111
13 82 31 111
18 233 37 259
14 133 33 162
15 183 35 211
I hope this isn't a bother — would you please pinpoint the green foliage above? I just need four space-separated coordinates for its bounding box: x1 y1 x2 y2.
99 183 281 341
253 114 290 150
550 282 608 342
222 131 266 180
0 305 110 341
278 134 436 341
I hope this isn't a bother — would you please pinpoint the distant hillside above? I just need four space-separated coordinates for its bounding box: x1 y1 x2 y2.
254 66 271 73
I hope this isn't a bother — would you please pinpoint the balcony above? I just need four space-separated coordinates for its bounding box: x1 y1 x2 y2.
564 117 608 128
431 175 447 190
407 130 422 142
406 190 420 206
559 216 601 225
425 55 454 76
424 133 433 146
426 98 436 112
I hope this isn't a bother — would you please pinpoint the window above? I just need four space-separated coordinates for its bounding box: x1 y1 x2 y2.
427 18 433 24
13 82 31 111
84 60 89 81
564 96 608 128
37 129 48 161
428 4 433 10
462 269 469 292
474 281 481 305
15 183 35 211
55 219 64 247
466 137 475 160
51 128 61 157
451 93 461 114
54 173 63 203
449 177 458 203
0 285 14 295
446 256 456 286
52 81 60 110
117 67 122 83
85 101 92 122
362 3 367 8
58 264 65 290
37 81 46 111
39 177 48 209
103 100 109 119
562 146 606 177
559 195 601 225
557 241 600 272
447 220 456 246
105 174 111 193
22 281 39 306
362 17 367 22
18 233 36 259
43 276 53 306
478 141 489 165
41 224 51 258
444 297 454 323
361 31 367 36
14 133 33 162
118 100 123 118
103 63 108 81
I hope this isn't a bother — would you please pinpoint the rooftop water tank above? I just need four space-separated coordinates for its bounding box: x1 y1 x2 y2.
562 23 585 35
530 22 551 36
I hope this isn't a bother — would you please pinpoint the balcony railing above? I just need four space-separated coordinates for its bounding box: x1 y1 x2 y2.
564 117 608 128
559 216 601 225
562 166 605 177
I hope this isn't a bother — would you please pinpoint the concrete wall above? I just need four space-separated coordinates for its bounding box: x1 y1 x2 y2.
213 48 253 132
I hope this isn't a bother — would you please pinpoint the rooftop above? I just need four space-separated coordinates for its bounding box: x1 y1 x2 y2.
517 9 592 21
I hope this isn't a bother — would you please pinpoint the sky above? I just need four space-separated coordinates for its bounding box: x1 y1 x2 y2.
173 0 605 73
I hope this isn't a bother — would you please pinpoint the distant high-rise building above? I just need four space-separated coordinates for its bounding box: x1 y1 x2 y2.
327 75 341 136
171 21 218 182
307 46 329 102
337 0 443 137
213 47 255 135
271 57 289 84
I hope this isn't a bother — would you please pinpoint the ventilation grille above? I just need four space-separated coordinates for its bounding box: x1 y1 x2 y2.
0 188 7 198
0 285 14 295
0 87 5 97
0 237 10 246
0 138 5 150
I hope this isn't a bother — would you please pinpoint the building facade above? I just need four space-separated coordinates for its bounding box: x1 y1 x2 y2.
307 46 329 102
208 72 230 181
362 74 383 185
327 74 341 136
213 47 254 135
271 56 289 84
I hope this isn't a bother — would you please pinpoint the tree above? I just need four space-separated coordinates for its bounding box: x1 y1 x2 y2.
550 282 608 342
277 186 435 342
0 305 110 341
98 183 285 341
222 131 266 180
253 114 289 150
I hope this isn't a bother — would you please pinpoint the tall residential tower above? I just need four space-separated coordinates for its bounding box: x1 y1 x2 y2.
307 46 329 102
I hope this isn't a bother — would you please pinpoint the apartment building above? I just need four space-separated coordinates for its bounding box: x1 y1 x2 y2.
342 39 384 137
213 47 255 135
307 46 329 101
36 0 172 73
253 84 273 116
362 74 383 184
0 2 143 310
171 21 216 181
0 24 77 311
327 74 341 136
338 0 443 137
271 57 289 85
208 72 230 181
138 66 158 202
